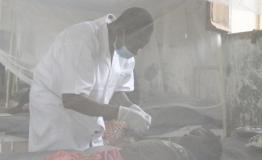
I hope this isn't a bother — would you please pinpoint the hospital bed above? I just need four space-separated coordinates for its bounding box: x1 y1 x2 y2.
0 109 260 160
0 105 221 138
0 135 261 160
0 113 29 138
0 104 221 154
0 113 28 153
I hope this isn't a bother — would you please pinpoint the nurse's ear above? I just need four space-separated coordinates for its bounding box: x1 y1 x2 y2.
114 29 126 49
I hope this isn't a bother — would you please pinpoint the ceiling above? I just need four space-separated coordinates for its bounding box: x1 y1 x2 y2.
33 0 185 17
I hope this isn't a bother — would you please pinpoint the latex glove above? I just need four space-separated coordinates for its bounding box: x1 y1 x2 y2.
129 104 152 127
118 104 152 134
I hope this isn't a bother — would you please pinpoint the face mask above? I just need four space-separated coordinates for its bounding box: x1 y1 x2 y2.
115 46 134 59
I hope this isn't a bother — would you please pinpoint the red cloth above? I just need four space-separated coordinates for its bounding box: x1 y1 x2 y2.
45 148 123 160
103 120 128 145
45 151 92 160
96 148 124 160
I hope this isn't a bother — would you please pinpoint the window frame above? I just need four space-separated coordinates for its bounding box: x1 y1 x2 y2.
207 1 262 36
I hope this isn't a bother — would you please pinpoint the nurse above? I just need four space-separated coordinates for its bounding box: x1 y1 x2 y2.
29 7 154 151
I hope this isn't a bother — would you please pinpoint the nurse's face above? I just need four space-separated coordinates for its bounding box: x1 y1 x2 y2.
124 26 153 55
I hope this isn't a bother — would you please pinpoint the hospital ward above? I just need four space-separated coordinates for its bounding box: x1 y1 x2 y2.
1 0 262 159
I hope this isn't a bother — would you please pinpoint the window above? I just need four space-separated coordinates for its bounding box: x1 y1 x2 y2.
210 2 262 33
210 2 230 32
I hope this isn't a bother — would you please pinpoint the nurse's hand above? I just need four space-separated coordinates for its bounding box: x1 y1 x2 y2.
118 104 152 135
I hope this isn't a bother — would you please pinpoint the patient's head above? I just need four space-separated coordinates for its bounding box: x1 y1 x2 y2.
178 127 222 160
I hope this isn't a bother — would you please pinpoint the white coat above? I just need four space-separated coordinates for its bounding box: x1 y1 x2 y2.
29 14 135 152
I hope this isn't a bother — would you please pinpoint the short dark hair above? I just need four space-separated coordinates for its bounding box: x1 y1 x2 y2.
178 127 222 160
116 7 154 34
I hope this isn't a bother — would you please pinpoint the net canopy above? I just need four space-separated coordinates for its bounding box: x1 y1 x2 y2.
0 0 260 85
0 0 262 132
0 0 259 82
1 0 262 157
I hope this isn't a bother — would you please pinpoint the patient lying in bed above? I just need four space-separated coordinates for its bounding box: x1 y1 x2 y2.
121 127 222 160
45 127 222 160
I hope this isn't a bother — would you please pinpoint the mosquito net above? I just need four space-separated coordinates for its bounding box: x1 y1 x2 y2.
0 0 262 157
